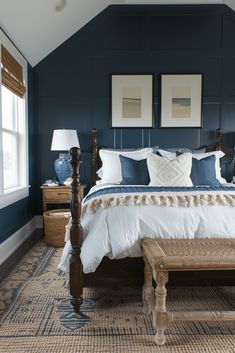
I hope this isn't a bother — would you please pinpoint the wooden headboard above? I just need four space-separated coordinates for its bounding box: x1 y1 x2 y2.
206 128 234 163
92 128 235 185
92 128 99 186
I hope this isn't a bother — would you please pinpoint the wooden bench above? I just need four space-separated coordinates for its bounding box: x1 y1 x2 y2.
142 238 235 345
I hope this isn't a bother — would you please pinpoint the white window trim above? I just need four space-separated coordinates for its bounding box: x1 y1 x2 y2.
0 186 30 209
0 29 29 209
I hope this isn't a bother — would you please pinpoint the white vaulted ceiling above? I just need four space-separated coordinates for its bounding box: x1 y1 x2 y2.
0 0 234 67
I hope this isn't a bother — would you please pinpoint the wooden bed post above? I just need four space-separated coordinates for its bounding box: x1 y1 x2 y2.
69 147 83 314
92 128 98 186
215 128 222 151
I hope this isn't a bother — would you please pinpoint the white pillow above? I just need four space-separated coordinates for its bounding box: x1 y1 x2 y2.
99 148 152 184
96 167 103 178
158 149 226 184
147 152 193 187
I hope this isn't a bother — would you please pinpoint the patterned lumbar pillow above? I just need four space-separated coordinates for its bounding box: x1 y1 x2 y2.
147 152 193 187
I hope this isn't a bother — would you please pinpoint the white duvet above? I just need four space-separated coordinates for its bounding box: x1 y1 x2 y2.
58 184 235 273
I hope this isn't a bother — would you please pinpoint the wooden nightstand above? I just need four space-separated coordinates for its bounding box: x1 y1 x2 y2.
41 184 86 212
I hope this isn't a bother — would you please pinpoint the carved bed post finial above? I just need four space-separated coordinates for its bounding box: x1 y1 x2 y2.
92 128 98 185
215 128 222 151
69 147 83 314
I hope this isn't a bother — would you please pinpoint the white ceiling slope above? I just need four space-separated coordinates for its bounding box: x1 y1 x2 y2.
0 0 121 66
0 0 234 67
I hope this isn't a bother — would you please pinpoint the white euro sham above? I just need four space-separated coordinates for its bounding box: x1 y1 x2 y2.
99 148 152 184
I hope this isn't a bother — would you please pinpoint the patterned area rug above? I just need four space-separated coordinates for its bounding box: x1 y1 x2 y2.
0 240 235 353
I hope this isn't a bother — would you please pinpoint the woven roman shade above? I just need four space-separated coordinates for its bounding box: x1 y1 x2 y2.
1 45 26 98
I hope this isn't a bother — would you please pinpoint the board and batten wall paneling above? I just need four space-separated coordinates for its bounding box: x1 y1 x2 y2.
34 4 235 213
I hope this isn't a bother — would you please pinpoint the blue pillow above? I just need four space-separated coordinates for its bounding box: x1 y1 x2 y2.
191 155 221 187
158 151 221 187
119 155 150 185
176 152 221 187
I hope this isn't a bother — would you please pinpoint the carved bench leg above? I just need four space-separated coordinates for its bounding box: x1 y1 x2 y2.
153 271 169 345
142 255 154 315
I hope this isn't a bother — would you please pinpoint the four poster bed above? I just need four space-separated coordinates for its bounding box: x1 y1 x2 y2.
59 128 235 314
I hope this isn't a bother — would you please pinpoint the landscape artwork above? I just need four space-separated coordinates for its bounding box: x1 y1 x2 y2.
122 87 142 119
172 86 191 118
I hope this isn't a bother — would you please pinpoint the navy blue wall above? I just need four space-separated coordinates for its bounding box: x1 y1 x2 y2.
0 64 36 244
34 4 235 212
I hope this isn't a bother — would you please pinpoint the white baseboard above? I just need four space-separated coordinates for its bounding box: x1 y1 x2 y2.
34 215 43 228
0 216 43 265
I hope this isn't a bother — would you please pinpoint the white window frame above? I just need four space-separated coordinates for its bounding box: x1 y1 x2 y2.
0 29 29 209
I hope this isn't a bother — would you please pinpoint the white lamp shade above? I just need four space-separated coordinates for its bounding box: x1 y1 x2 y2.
51 129 80 151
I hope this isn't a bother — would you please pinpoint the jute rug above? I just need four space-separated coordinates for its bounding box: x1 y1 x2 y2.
0 240 235 353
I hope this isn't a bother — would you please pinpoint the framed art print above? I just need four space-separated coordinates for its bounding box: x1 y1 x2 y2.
160 74 203 128
111 74 153 127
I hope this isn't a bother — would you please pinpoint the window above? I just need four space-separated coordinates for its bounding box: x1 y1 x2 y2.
0 30 29 209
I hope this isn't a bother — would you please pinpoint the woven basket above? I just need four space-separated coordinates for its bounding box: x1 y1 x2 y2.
43 209 71 247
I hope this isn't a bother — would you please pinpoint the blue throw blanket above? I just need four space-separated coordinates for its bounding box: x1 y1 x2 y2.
84 185 235 204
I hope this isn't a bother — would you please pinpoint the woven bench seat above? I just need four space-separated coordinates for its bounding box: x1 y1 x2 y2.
142 238 235 346
143 238 235 270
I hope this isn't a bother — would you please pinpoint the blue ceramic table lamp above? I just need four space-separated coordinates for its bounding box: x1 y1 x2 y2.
51 129 80 184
